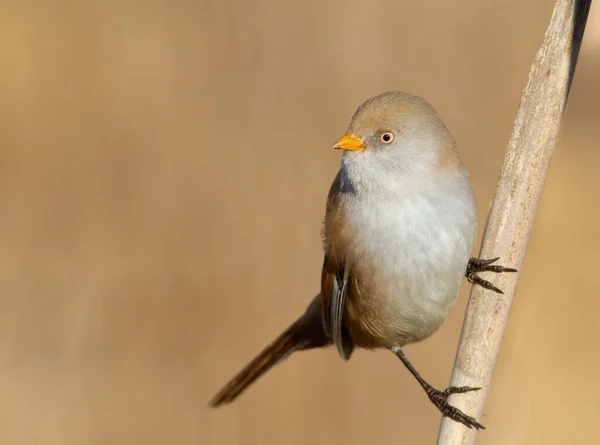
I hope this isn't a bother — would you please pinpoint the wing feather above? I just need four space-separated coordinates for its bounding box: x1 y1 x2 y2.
321 256 353 359
321 170 354 359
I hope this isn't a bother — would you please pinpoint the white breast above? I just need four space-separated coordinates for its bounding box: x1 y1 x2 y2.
341 168 477 344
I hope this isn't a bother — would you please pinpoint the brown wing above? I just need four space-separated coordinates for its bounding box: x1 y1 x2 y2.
321 171 354 360
320 255 336 337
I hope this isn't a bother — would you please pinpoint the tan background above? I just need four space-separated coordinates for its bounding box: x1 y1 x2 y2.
1 1 599 444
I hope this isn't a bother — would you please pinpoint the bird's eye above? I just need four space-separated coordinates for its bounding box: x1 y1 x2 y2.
380 132 394 144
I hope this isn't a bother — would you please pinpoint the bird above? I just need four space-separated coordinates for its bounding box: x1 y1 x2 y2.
209 91 516 429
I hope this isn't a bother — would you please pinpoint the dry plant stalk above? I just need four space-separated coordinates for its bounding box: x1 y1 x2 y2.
436 0 592 444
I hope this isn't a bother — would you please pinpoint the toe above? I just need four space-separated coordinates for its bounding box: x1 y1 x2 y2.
444 386 481 395
439 402 485 429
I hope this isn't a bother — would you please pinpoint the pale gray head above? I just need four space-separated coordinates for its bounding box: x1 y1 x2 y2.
333 91 464 195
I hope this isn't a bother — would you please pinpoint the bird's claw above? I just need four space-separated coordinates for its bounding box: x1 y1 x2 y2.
466 257 517 294
426 385 484 430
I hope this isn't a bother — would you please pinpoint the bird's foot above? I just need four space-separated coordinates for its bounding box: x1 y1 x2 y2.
425 384 484 430
466 257 517 294
393 347 484 429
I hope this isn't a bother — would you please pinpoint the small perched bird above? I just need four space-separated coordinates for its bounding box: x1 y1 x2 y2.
209 91 516 429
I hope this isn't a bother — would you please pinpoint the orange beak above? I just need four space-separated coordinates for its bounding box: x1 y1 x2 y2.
333 133 365 151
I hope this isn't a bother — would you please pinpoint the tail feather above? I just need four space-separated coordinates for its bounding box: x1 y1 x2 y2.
209 294 330 407
209 329 305 407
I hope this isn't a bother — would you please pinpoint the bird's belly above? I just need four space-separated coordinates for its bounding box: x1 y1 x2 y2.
341 198 474 349
346 264 464 349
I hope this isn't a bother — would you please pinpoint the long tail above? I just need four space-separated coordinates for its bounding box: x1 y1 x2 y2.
210 327 305 406
210 295 330 407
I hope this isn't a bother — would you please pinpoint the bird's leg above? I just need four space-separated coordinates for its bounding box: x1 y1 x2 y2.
392 347 484 430
466 257 517 294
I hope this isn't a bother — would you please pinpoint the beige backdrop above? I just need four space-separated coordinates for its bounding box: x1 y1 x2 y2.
1 1 599 444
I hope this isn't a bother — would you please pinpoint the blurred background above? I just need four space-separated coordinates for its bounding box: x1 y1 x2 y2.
0 1 598 444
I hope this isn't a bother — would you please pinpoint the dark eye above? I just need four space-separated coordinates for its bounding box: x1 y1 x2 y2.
380 132 394 144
